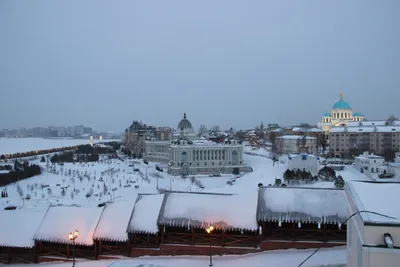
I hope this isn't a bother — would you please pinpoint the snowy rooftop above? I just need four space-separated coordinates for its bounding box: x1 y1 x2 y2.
158 192 258 231
290 153 318 159
257 187 347 224
355 154 384 160
0 208 47 248
93 201 135 242
292 127 324 133
330 126 400 133
34 205 104 246
347 120 400 127
347 181 400 225
128 194 165 234
277 135 317 140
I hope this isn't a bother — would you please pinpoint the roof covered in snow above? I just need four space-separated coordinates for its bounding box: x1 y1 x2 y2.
93 201 135 242
0 208 47 248
330 126 400 133
158 192 258 231
34 205 104 246
128 194 165 234
346 120 400 127
257 187 347 224
277 135 317 140
292 127 324 133
347 181 400 226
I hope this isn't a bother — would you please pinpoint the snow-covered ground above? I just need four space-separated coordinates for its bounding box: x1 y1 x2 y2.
0 138 121 155
0 140 362 267
8 246 346 267
0 144 371 210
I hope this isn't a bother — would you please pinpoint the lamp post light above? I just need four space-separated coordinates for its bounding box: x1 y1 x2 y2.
68 229 79 267
206 225 214 267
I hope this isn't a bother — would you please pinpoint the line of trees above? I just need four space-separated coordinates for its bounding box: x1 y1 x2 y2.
0 160 42 187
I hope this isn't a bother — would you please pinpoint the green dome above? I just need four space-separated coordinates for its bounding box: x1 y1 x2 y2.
324 113 331 117
333 100 351 109
353 112 363 117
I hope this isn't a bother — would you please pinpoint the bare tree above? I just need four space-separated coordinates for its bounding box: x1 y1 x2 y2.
198 124 208 137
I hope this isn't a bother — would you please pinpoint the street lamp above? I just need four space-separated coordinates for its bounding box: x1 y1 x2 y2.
68 229 79 267
206 226 214 267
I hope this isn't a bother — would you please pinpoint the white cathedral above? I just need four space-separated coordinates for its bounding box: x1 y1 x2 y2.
318 93 365 133
144 113 248 176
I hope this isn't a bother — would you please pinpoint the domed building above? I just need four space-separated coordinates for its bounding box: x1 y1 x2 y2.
173 113 197 141
318 93 365 132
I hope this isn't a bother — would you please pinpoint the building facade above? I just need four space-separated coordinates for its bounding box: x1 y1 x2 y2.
346 181 400 267
289 153 319 174
328 126 400 159
124 121 156 157
144 139 171 162
276 135 318 155
156 127 172 141
168 138 246 176
354 152 385 174
318 94 365 133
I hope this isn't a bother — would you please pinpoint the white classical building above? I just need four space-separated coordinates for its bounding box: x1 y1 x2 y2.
354 152 385 174
318 93 365 133
289 153 319 174
345 181 400 267
143 140 171 163
144 113 248 176
168 138 247 176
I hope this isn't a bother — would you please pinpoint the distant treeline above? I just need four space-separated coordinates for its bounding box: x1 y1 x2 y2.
50 142 122 164
0 142 121 161
0 160 41 187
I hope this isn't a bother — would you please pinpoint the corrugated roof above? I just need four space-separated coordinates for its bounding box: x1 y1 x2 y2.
257 187 347 224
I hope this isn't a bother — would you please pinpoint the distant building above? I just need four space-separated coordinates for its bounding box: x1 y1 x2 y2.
387 162 400 178
318 93 365 133
156 127 172 141
168 138 246 176
143 113 247 176
124 121 156 156
328 125 400 159
144 139 171 162
354 152 385 174
346 181 400 267
276 135 317 155
74 125 85 137
84 127 92 135
289 153 319 174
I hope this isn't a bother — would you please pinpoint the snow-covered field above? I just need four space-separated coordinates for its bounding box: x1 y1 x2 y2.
0 144 369 210
0 138 121 155
0 140 370 267
8 246 346 267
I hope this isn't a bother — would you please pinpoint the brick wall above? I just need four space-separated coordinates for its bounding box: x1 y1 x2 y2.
260 240 346 250
131 244 260 257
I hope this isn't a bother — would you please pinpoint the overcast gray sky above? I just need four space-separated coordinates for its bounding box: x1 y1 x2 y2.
0 0 399 132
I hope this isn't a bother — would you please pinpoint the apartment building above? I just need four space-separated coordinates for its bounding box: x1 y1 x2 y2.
276 135 318 155
329 126 400 159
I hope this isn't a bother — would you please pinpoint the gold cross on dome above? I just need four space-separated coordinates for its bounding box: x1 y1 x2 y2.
340 93 344 100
